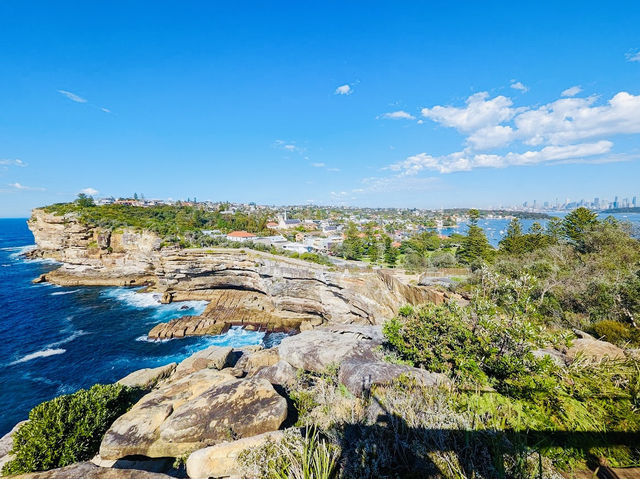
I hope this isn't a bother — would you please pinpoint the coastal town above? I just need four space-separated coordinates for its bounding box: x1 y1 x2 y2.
88 195 552 255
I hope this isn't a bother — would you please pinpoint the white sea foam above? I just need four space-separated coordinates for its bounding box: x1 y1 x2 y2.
7 244 61 264
102 288 208 316
50 289 80 296
56 384 75 396
47 330 88 349
10 348 66 365
135 335 173 343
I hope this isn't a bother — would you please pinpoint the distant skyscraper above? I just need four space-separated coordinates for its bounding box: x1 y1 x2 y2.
633 196 637 207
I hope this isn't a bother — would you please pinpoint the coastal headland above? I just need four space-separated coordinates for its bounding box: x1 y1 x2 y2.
26 208 456 338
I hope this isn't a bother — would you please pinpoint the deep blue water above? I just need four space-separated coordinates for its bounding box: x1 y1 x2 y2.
0 219 270 435
2 214 639 435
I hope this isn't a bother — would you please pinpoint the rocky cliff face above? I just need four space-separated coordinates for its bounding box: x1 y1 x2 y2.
28 209 451 332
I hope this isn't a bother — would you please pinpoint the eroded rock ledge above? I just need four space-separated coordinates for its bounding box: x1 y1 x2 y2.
28 209 458 333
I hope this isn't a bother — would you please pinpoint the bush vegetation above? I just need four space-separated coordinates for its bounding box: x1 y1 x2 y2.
2 384 137 475
43 201 271 237
253 207 640 476
42 198 336 268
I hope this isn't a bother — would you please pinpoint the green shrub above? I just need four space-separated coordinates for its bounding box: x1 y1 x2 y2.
382 302 486 385
2 384 136 475
592 319 633 344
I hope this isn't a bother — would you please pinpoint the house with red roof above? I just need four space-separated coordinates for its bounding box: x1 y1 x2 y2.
226 231 257 243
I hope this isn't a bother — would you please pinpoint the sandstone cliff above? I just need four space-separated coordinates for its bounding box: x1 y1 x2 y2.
28 209 452 334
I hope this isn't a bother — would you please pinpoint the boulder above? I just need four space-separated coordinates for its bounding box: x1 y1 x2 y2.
251 360 297 388
172 346 233 378
11 462 173 478
0 420 27 471
339 360 451 397
186 430 285 479
566 337 625 362
243 348 280 372
90 455 174 473
100 369 288 459
278 326 383 373
117 363 176 389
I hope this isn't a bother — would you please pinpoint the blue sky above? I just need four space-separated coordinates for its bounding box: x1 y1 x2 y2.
1 1 639 216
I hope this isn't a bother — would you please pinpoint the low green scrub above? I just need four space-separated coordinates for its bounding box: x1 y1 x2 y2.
382 297 640 470
592 319 636 345
239 428 339 479
2 384 137 475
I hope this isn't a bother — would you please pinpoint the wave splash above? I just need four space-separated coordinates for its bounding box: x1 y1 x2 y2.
50 289 80 296
101 288 208 318
10 348 66 365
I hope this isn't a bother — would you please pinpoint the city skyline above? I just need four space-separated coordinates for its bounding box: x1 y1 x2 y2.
1 1 640 216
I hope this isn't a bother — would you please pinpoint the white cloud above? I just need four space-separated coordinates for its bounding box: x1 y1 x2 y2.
335 84 352 95
389 141 613 174
100 107 111 113
561 85 582 97
273 140 303 153
361 175 440 192
58 90 87 103
418 90 640 151
467 125 515 150
510 81 529 92
327 167 341 172
311 162 326 168
421 92 517 132
80 187 99 195
0 159 27 167
514 92 640 146
9 182 45 191
379 110 416 120
626 50 640 62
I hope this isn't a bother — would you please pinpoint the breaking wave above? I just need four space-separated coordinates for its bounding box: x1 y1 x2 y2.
10 348 66 365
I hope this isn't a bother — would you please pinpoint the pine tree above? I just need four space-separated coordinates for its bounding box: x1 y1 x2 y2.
562 207 598 251
499 218 525 255
456 209 494 264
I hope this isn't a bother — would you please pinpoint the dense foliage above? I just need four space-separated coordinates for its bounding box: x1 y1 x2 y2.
490 208 640 342
381 211 640 471
2 384 136 475
43 201 272 237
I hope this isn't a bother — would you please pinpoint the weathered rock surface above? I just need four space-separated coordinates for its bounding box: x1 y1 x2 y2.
172 346 232 378
186 430 285 479
251 360 298 388
278 325 383 373
28 209 450 332
117 363 176 389
241 348 280 372
338 360 451 397
99 369 288 459
566 337 625 362
11 462 174 478
0 420 27 471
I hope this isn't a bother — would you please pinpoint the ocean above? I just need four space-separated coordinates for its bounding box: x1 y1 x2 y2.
0 218 274 436
2 213 639 435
